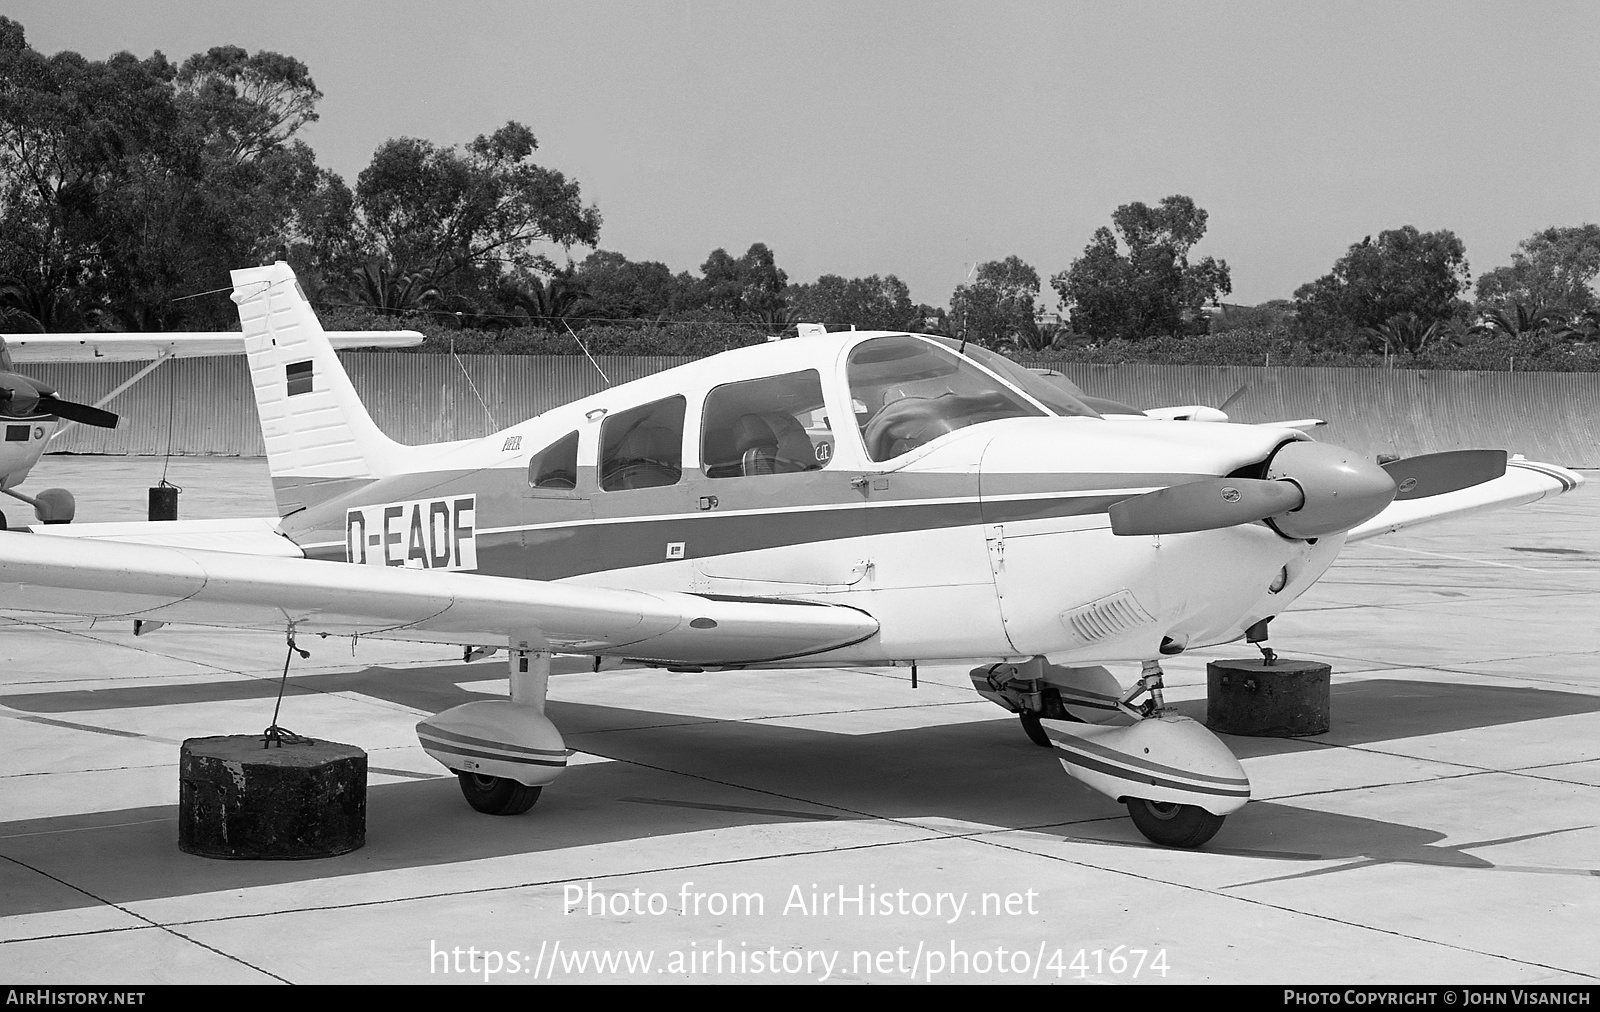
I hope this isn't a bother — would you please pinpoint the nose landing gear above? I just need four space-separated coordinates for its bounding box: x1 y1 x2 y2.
1046 659 1249 849
1124 797 1226 849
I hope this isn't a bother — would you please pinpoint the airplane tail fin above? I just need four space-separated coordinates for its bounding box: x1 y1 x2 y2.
230 262 410 516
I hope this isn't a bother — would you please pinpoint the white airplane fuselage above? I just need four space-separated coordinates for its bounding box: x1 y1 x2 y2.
271 332 1333 669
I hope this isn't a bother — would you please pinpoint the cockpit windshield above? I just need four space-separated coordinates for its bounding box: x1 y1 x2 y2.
923 336 1101 420
846 335 1048 462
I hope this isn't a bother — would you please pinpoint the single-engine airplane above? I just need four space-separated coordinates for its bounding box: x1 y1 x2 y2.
0 327 422 527
0 337 121 526
0 262 1583 847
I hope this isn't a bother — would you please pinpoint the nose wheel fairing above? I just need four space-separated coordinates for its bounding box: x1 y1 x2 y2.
1044 714 1250 818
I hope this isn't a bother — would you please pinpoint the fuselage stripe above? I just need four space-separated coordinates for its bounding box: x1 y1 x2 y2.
297 491 1130 582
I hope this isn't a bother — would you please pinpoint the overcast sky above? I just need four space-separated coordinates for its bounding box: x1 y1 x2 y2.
8 1 1599 310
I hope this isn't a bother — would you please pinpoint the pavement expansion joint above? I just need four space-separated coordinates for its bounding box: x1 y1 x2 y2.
0 852 290 982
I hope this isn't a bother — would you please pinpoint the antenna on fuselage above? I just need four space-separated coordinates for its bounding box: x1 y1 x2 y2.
563 320 611 387
447 329 498 436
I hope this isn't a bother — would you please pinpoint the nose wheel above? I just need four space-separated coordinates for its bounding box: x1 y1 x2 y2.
1124 798 1225 848
457 772 542 815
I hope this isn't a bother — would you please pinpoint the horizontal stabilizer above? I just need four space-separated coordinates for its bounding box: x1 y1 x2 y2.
1 331 423 362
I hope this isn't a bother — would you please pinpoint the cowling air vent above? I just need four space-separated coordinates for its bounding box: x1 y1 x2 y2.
1061 591 1155 644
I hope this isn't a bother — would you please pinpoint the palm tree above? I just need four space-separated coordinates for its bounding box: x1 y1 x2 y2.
749 302 801 335
0 278 81 333
1361 312 1458 357
501 272 595 331
346 261 440 316
1479 303 1567 339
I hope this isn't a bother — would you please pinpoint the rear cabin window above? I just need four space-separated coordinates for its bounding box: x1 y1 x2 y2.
527 431 579 489
599 396 685 491
701 370 833 478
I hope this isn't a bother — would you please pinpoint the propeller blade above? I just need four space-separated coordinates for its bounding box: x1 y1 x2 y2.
1217 382 1253 415
36 395 119 429
1381 449 1507 501
1110 477 1304 536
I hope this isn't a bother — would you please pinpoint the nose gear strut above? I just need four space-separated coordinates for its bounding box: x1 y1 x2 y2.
1116 658 1168 719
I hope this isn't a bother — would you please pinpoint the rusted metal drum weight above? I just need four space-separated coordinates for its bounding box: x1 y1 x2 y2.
179 735 366 859
1206 658 1331 737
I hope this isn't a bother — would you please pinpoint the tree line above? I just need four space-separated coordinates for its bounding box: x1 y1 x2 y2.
3 19 1598 369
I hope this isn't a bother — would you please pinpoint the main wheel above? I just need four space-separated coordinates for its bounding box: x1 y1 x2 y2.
457 772 542 815
1125 798 1225 848
1019 712 1053 748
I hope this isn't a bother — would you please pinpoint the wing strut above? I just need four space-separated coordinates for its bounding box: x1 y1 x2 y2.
48 350 175 444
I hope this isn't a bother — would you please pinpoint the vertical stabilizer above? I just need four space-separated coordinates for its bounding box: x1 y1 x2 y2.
231 262 408 516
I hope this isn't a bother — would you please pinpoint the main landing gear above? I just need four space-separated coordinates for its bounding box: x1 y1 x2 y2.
416 638 570 816
969 658 1113 750
457 772 542 815
1018 711 1051 748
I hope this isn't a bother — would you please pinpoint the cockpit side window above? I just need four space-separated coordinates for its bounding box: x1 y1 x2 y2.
527 430 579 489
599 396 685 491
847 336 1046 462
701 370 833 478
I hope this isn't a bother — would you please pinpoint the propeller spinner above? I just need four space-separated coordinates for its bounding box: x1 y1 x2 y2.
0 372 119 429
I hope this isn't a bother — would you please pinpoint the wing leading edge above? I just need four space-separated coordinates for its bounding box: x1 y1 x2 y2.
0 534 878 665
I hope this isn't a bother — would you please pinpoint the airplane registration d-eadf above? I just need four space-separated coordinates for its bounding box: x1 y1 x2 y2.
0 263 1583 847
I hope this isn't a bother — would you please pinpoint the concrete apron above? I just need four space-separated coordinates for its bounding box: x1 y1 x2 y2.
0 457 1597 984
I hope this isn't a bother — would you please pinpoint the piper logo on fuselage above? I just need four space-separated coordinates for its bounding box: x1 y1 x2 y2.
345 495 477 571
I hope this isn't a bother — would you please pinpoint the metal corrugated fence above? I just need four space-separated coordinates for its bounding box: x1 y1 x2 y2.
1036 362 1600 466
31 354 1600 466
32 354 695 456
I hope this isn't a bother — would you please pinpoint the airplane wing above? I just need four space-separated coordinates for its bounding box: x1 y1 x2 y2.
1254 418 1324 432
2 331 422 362
0 532 879 665
1346 457 1584 543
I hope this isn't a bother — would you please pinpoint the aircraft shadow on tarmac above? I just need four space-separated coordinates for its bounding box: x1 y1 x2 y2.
3 667 1598 916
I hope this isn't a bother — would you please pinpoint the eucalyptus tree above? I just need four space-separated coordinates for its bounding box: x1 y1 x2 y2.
353 121 602 307
1293 226 1470 341
1053 196 1232 341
